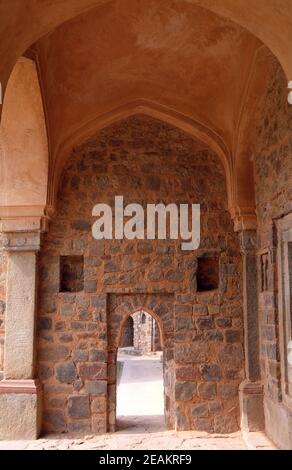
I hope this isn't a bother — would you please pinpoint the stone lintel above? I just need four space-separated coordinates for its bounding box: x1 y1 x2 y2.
0 379 40 394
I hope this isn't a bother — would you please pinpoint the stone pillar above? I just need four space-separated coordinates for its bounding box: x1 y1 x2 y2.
0 230 42 439
239 230 264 431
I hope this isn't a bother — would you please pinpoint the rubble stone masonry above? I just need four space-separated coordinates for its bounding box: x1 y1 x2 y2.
254 59 292 446
36 115 244 434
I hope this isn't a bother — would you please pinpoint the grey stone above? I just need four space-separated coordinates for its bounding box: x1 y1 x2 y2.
201 364 221 381
39 345 70 361
44 410 66 433
191 403 209 418
214 414 238 433
175 382 196 401
89 349 107 362
198 382 216 399
85 380 107 396
219 383 238 399
68 395 90 418
38 317 52 330
56 361 77 384
71 220 91 231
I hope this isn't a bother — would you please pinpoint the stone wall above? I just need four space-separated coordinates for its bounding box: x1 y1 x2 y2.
37 115 244 434
0 246 6 375
120 316 134 348
254 59 292 448
132 311 156 354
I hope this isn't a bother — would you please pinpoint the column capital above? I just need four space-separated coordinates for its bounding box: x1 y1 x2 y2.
239 229 257 255
1 230 42 252
230 207 257 232
0 206 53 252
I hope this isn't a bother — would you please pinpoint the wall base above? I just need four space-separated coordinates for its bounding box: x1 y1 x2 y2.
0 380 42 440
264 397 292 450
239 381 264 432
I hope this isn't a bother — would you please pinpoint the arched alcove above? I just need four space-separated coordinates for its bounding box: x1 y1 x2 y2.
0 56 48 220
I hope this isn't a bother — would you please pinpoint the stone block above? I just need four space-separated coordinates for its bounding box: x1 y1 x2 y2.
85 380 107 396
68 395 90 419
175 382 196 401
56 361 77 384
0 390 42 439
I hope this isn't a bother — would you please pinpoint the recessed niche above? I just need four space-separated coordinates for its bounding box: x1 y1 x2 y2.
60 255 84 293
197 256 219 292
260 253 269 292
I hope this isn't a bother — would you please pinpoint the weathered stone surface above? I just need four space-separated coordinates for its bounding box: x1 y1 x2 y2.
91 397 107 413
68 395 90 419
79 363 107 380
214 414 238 433
89 350 107 362
39 346 70 361
191 403 208 418
175 382 196 401
34 116 244 434
198 382 216 399
175 343 209 364
219 383 238 399
0 392 42 439
38 317 52 330
85 380 107 396
92 415 107 433
44 409 66 433
56 361 77 384
201 364 221 381
193 417 213 432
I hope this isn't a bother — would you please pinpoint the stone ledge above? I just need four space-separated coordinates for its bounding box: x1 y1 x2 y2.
0 379 40 394
239 381 263 395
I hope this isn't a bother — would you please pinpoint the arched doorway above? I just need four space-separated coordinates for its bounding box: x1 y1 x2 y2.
117 311 164 430
107 294 175 433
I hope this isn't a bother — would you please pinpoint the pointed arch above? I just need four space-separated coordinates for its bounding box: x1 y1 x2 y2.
49 99 233 210
0 56 49 224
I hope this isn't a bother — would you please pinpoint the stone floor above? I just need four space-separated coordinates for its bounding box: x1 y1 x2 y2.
0 418 276 450
0 353 277 450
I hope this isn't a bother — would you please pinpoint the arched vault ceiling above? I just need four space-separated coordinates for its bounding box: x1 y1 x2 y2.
35 0 261 164
0 0 291 92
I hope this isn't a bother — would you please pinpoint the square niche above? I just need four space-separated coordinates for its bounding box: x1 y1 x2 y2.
60 255 84 293
197 256 219 292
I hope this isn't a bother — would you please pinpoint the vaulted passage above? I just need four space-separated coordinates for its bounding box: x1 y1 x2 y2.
33 116 243 435
0 0 292 450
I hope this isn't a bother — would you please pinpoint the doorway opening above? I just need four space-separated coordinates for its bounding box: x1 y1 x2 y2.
116 310 164 431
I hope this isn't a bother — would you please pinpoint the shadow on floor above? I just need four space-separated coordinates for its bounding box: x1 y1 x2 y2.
116 415 166 434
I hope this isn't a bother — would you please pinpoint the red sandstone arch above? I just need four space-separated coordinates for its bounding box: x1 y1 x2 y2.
0 56 49 225
0 0 290 98
118 308 164 351
49 99 233 208
0 1 289 232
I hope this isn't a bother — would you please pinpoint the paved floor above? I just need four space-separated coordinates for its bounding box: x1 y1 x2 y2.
0 421 276 450
117 352 164 417
0 353 277 450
